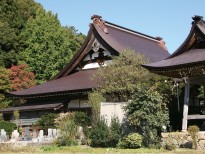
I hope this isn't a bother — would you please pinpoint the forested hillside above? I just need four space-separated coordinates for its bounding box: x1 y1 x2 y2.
0 0 85 107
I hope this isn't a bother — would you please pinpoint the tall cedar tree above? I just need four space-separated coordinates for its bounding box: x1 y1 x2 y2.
0 67 12 109
0 0 40 68
0 0 22 67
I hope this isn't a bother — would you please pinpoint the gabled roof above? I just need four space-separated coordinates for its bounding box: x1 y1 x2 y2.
94 21 169 62
53 15 169 79
143 16 205 78
9 15 169 98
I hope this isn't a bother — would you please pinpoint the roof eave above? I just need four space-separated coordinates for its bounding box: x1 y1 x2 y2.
142 60 205 77
6 88 93 99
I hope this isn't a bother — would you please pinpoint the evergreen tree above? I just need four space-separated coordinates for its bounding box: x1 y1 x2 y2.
92 49 149 102
19 9 85 83
1 0 85 83
0 0 22 68
0 67 12 109
0 0 40 68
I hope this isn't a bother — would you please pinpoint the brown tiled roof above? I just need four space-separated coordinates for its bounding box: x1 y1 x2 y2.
143 16 205 77
143 49 205 69
93 21 170 63
53 17 170 79
9 15 170 97
0 102 63 113
9 69 97 97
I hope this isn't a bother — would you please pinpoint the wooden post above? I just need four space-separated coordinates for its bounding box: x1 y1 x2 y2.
204 85 205 104
182 79 190 131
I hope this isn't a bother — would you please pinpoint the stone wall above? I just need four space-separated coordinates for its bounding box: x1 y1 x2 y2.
161 131 205 149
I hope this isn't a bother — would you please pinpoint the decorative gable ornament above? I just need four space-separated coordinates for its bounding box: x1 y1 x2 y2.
92 40 100 52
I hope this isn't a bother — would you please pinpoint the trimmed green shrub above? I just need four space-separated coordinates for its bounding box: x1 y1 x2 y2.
108 116 122 147
125 85 169 148
0 121 16 136
89 117 109 147
74 112 91 127
88 90 105 124
117 133 143 149
37 113 57 130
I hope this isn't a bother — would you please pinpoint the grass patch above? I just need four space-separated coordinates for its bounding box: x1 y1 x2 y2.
40 145 167 153
1 145 205 154
0 143 38 153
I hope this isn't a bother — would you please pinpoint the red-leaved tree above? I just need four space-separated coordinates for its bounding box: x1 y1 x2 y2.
9 64 36 91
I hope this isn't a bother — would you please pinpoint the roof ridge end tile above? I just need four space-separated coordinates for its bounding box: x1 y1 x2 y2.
91 15 108 34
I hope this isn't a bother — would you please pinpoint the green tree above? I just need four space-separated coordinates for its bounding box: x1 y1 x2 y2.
19 9 85 83
88 90 105 124
55 112 78 146
89 117 110 147
125 84 169 148
92 49 171 148
16 0 40 25
0 67 12 109
108 116 122 147
13 110 20 129
0 0 22 68
0 0 85 83
0 0 40 68
92 49 149 102
37 113 57 130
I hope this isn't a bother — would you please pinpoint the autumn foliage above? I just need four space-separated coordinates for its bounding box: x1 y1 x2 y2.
9 64 36 91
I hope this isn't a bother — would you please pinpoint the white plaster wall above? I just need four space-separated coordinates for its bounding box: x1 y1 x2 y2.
82 60 112 69
100 102 126 125
82 62 100 69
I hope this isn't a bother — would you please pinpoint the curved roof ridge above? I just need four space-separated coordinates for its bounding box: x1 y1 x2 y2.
168 15 205 59
105 21 161 43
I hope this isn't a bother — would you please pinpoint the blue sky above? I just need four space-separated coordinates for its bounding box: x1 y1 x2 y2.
35 0 205 54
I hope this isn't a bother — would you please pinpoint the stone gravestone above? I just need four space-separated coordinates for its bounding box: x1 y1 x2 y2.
38 130 44 142
47 128 52 138
52 129 57 138
77 126 85 145
0 129 7 142
57 129 60 137
32 129 37 139
24 127 31 140
11 130 19 141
